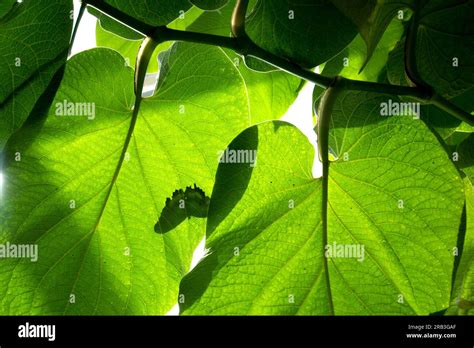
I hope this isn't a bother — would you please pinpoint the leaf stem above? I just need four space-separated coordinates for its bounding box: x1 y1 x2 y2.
404 2 427 89
430 94 474 126
231 0 250 39
154 27 240 52
246 42 334 88
317 78 343 315
338 78 429 99
91 36 159 234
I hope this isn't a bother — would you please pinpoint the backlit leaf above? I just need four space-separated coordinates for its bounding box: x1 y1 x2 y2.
0 41 259 314
180 91 464 315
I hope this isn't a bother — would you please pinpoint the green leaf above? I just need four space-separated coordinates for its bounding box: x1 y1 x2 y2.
0 0 73 150
0 41 260 314
89 0 192 40
187 1 303 121
330 0 413 70
314 18 406 104
457 122 474 134
415 0 474 98
324 19 405 81
96 26 147 70
245 0 357 71
190 0 229 10
180 91 464 315
387 38 409 87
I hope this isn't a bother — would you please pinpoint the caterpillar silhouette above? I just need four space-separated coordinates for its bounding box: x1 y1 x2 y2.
154 184 210 234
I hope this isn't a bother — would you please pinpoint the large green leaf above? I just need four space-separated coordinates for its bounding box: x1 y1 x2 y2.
415 0 474 98
180 91 464 315
330 0 413 69
245 0 357 71
89 0 193 40
0 41 260 314
0 0 73 150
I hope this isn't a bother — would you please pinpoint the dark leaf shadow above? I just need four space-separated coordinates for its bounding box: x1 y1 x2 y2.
179 126 259 312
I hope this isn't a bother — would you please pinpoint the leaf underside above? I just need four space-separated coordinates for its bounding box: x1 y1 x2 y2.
0 41 265 314
0 0 472 318
180 91 464 315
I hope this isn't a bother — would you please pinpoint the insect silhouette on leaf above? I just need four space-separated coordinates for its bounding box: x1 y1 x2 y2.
154 184 210 234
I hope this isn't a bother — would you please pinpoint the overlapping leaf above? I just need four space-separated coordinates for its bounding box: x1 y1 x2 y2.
180 91 464 315
314 18 406 104
0 0 73 150
446 178 474 315
245 0 357 71
320 19 405 82
331 0 413 69
385 0 474 99
387 38 409 87
0 41 262 314
415 0 474 98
